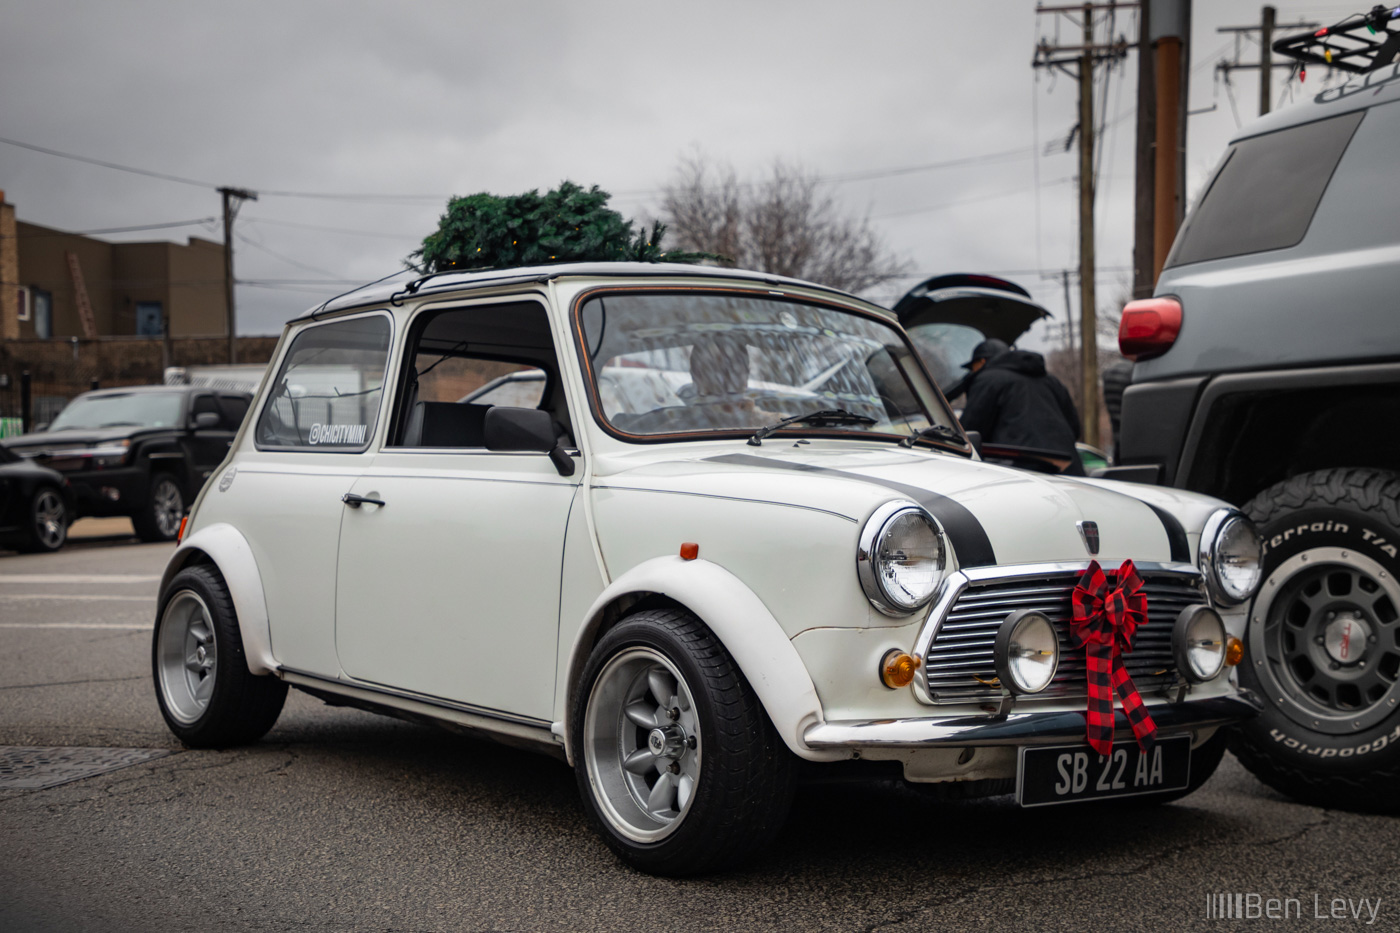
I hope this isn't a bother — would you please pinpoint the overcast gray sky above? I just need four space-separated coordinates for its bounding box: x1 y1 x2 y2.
0 0 1363 342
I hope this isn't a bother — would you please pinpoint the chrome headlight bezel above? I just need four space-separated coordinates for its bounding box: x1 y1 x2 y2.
1173 604 1228 683
993 608 1061 694
1199 508 1263 606
857 501 947 616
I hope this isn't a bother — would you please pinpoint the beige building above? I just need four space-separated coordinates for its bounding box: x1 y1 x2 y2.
1 190 228 341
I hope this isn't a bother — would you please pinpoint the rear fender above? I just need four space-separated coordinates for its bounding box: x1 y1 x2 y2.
159 522 276 675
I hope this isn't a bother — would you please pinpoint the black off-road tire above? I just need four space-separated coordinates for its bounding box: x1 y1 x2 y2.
572 608 796 876
1230 468 1400 813
17 485 68 553
153 564 287 748
133 472 185 542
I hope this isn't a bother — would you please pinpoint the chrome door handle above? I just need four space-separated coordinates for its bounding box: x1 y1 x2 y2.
342 493 386 508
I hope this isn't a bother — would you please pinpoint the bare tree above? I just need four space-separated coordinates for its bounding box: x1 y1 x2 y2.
661 154 909 294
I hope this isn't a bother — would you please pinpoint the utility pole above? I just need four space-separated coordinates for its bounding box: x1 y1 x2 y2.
1217 8 1319 116
1132 0 1156 300
218 186 258 364
1033 3 1132 448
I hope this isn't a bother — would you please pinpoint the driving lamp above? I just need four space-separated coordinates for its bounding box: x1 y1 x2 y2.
993 609 1060 695
857 503 946 616
1202 511 1263 605
1173 605 1228 683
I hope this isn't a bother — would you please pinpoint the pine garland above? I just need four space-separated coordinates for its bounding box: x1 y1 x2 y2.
411 181 720 273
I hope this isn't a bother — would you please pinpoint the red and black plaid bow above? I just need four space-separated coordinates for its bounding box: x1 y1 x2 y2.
1070 559 1158 756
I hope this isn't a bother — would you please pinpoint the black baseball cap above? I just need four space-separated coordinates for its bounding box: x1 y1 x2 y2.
961 338 1009 369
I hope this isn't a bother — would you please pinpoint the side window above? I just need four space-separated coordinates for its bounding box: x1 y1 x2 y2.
255 315 392 451
191 394 220 426
390 301 561 449
218 395 251 430
1166 110 1365 268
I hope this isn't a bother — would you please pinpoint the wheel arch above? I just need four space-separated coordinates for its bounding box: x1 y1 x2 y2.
160 522 276 675
562 556 839 766
1174 366 1400 504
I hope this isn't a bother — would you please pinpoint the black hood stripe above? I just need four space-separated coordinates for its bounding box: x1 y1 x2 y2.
1145 502 1191 563
705 453 997 567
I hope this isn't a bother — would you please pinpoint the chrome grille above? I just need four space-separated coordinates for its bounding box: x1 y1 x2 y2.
923 568 1206 702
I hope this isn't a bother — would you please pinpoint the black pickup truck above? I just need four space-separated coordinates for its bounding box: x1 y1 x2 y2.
1 386 250 541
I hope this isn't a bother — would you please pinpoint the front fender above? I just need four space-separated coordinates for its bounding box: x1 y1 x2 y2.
160 522 276 676
564 556 843 764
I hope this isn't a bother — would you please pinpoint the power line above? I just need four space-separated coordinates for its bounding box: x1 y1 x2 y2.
234 231 345 279
244 216 422 240
1 217 219 239
0 135 217 189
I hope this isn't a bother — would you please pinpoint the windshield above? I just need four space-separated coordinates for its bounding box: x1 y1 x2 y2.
576 292 959 442
48 392 184 431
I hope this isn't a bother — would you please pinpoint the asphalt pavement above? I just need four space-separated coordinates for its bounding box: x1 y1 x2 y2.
1 534 1396 932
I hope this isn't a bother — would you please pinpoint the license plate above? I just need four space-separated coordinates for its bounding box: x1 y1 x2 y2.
1017 735 1192 807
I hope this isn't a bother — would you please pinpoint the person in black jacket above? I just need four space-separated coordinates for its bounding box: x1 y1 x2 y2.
958 339 1085 475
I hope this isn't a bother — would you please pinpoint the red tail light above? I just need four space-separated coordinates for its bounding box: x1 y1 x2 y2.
1118 297 1182 361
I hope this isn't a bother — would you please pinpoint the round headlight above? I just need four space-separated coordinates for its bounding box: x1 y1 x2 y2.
857 503 945 615
994 609 1060 694
1203 511 1263 605
1173 604 1227 683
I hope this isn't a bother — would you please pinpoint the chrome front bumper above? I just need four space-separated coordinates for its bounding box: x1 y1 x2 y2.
803 692 1261 750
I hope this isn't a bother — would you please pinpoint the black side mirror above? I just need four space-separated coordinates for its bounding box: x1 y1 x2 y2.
193 412 221 430
964 430 983 455
484 407 576 476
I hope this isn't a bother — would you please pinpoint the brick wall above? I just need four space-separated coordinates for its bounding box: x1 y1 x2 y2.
0 335 279 421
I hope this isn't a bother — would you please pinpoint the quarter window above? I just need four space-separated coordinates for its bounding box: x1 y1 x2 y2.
255 315 392 451
1166 110 1365 268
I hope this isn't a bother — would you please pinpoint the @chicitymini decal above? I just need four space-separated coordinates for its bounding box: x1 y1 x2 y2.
218 468 236 492
308 423 368 445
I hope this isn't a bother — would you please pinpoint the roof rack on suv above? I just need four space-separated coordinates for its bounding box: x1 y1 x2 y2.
1273 5 1400 74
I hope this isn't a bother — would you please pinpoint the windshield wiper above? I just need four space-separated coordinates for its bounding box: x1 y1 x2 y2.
900 424 964 448
747 409 877 446
98 421 143 428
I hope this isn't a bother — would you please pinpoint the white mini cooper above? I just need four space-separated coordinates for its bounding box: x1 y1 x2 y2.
153 263 1262 874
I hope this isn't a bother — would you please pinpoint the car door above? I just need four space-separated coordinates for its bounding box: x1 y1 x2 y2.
224 312 394 678
333 298 578 722
185 392 237 489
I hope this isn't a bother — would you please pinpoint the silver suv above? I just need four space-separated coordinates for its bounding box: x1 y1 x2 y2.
1117 29 1400 812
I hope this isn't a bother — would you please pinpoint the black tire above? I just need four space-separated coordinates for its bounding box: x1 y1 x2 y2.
17 485 68 553
1230 468 1400 813
133 472 185 542
572 608 795 875
152 564 287 748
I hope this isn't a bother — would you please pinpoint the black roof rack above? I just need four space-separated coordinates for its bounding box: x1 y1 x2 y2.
1273 5 1400 75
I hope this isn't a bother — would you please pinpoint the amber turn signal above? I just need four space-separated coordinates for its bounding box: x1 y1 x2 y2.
1225 636 1245 667
679 542 699 560
177 515 188 543
880 650 921 689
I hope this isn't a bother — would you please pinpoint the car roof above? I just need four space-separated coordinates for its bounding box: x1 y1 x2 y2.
293 262 891 322
1228 62 1400 142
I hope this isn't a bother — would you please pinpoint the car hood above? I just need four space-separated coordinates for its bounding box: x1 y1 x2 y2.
592 444 1200 569
2 427 148 454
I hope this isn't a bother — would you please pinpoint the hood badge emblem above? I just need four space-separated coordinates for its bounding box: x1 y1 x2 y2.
1077 520 1100 556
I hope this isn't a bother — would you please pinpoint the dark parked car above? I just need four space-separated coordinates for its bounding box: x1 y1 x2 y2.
1 386 251 542
0 444 73 552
